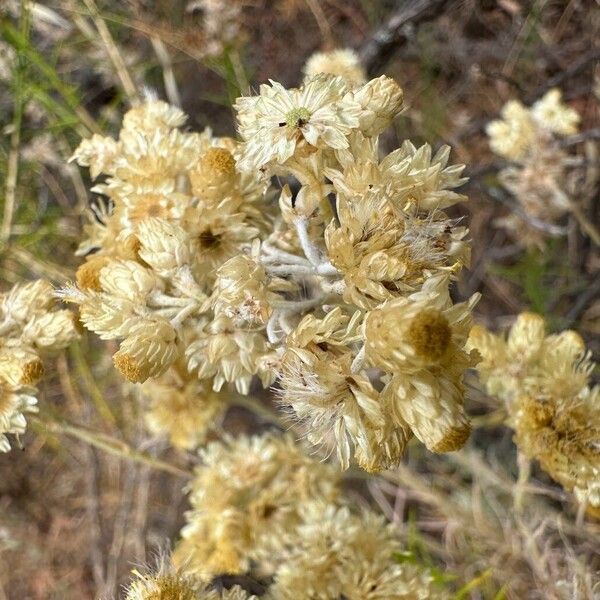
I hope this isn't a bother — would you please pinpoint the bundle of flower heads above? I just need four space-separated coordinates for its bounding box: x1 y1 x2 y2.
173 433 341 579
268 501 447 599
0 280 78 451
161 432 446 598
66 50 478 470
468 312 599 508
486 88 583 246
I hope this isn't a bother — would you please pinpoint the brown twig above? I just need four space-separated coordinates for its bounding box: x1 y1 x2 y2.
561 127 600 147
359 0 451 75
562 275 600 329
524 47 600 104
484 184 568 237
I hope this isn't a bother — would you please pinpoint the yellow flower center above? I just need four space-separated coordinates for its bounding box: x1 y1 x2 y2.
285 107 311 128
406 309 451 361
113 353 145 383
200 147 236 175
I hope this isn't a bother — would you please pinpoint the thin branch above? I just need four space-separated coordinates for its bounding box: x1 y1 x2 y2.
525 47 600 104
33 415 192 479
81 0 139 105
560 127 600 147
485 184 568 237
359 0 451 75
83 442 108 593
150 36 181 107
562 275 600 328
1 3 30 242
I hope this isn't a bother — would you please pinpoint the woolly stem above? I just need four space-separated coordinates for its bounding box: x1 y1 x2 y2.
294 216 323 267
264 264 315 276
320 278 346 295
261 242 312 267
170 302 201 328
148 290 191 308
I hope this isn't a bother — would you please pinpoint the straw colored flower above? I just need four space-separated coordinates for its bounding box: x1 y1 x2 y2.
303 48 366 86
186 315 275 394
143 370 227 450
486 100 536 161
125 560 255 600
0 280 78 451
365 276 478 372
350 75 404 137
469 313 600 506
173 433 340 579
531 88 580 136
235 74 362 171
269 502 447 600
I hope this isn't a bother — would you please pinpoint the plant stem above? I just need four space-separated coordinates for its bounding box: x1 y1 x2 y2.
32 415 192 479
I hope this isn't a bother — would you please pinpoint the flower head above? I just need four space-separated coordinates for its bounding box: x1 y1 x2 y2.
235 74 362 171
469 313 600 506
173 433 340 579
531 88 580 136
486 100 536 161
303 48 366 86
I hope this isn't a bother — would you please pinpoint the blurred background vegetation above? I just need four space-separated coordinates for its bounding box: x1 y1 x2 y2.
0 1 598 598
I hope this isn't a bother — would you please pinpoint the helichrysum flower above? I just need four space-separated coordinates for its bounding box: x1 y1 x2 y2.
486 89 582 246
143 370 227 450
122 98 188 131
486 100 536 161
186 315 275 394
365 275 478 373
235 74 362 171
513 388 600 508
468 312 591 401
113 318 179 382
173 433 340 579
212 255 275 325
0 383 37 452
278 308 384 470
269 502 447 600
303 48 366 86
325 196 469 309
468 313 600 507
365 276 480 453
68 71 479 471
349 75 404 137
0 280 78 451
530 88 580 136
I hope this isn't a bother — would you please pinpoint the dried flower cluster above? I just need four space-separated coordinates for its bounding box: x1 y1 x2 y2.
126 561 254 600
65 50 479 471
468 313 599 507
64 96 275 448
143 433 446 599
486 89 582 246
0 280 78 451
